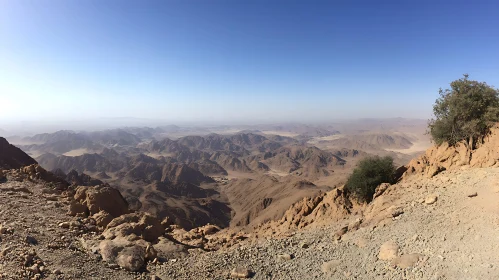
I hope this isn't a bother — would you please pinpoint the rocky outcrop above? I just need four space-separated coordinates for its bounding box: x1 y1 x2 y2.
68 184 130 232
103 213 164 242
1 164 69 190
404 125 499 178
254 187 357 236
71 185 129 218
93 212 192 271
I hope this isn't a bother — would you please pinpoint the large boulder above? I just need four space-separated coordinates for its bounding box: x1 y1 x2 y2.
104 213 164 242
72 185 129 218
153 237 188 260
99 238 148 272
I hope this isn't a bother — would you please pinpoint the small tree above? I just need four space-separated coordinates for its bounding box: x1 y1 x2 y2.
428 74 499 149
345 156 395 203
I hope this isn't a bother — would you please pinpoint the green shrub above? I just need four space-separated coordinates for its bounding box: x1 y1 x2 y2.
429 74 499 148
345 156 395 203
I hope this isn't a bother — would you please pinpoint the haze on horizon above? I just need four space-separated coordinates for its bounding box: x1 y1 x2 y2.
1 0 499 127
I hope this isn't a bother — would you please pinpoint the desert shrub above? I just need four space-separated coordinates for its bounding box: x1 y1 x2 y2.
429 74 499 148
345 156 395 203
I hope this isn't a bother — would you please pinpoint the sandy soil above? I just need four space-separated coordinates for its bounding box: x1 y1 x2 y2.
265 168 291 177
385 139 432 155
62 148 90 157
260 131 300 137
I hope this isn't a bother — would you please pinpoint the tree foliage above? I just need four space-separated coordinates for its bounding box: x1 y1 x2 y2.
428 75 499 148
345 156 395 203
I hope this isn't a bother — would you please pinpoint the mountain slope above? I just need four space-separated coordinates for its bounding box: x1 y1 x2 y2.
0 137 38 169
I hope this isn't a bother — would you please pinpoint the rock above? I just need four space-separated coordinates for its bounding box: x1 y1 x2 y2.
321 260 341 274
1 247 9 256
52 269 62 275
151 276 162 280
145 244 158 261
26 235 38 245
68 201 89 217
378 240 399 260
27 264 40 274
391 253 424 268
74 185 129 217
277 253 293 261
333 226 348 241
373 183 390 199
230 267 252 278
117 245 145 272
153 237 188 260
425 194 438 205
348 218 362 231
99 239 146 272
200 224 220 235
390 206 404 218
58 222 70 229
299 242 309 249
104 213 164 242
93 211 114 229
467 192 478 198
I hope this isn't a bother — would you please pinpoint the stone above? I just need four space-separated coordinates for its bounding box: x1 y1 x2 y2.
333 226 349 241
373 183 390 199
27 264 40 274
391 253 423 268
145 244 158 261
348 218 363 231
390 207 404 218
230 267 252 278
425 194 438 205
99 239 146 272
277 253 293 261
58 222 70 229
299 242 309 249
104 213 164 242
26 235 38 245
93 211 114 229
117 245 145 272
378 240 399 260
68 201 89 217
467 192 478 198
200 224 220 235
74 185 129 217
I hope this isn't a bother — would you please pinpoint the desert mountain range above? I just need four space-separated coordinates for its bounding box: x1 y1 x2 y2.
3 120 428 230
0 121 498 279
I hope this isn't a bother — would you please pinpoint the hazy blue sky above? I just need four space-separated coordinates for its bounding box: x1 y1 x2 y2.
1 0 499 125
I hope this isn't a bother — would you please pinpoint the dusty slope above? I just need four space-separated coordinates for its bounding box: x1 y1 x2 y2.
149 167 499 280
149 128 499 279
0 175 137 279
222 176 330 227
0 137 38 169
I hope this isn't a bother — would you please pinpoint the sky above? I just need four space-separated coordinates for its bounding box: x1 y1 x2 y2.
1 0 499 128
